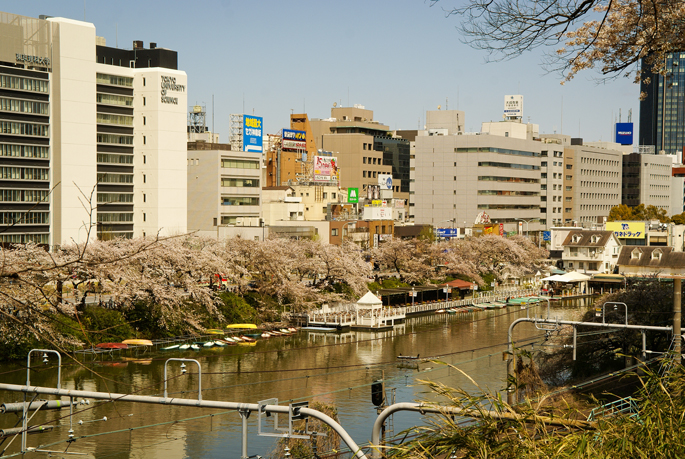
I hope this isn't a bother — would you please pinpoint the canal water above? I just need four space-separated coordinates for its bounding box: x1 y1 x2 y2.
0 298 591 458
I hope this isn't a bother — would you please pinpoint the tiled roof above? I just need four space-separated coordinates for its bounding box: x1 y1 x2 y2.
562 230 613 247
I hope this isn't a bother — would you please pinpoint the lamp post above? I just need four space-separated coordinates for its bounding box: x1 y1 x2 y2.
411 287 415 306
515 218 539 238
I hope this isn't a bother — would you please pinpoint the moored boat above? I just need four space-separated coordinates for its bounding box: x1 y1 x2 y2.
122 339 153 346
162 344 180 350
190 344 201 350
96 342 128 350
179 344 191 350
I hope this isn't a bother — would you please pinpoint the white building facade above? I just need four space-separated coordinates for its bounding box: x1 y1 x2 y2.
0 12 187 246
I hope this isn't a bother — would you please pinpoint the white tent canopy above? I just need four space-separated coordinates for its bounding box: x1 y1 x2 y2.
357 291 382 308
542 272 591 283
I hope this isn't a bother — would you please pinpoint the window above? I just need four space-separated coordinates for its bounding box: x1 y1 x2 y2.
221 159 259 169
323 192 328 199
332 193 336 199
143 96 146 106
363 171 366 178
143 212 146 222
143 193 146 203
143 116 146 126
143 135 146 145
332 228 339 236
363 157 366 164
143 155 146 164
143 174 146 183
221 196 260 206
143 77 146 86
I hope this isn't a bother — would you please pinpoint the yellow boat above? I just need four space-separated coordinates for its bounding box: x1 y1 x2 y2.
122 339 153 346
226 324 257 329
205 329 225 335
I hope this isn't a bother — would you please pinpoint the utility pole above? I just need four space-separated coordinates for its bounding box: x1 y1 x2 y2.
675 278 682 361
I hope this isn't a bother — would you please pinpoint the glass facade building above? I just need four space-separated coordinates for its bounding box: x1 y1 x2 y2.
640 53 685 155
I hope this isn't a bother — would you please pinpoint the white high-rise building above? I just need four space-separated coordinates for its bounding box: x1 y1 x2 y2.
0 12 187 246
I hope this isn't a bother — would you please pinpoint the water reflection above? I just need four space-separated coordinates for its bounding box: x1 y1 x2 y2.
0 298 591 458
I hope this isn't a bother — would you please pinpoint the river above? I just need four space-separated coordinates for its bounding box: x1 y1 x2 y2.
0 297 591 458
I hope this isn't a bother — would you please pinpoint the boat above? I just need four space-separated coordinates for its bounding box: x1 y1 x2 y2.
226 324 258 330
239 335 256 342
96 342 128 350
300 326 338 332
288 327 298 333
435 309 446 314
238 341 257 346
218 339 236 345
260 332 271 338
244 333 262 338
201 341 215 348
279 328 294 335
397 354 420 360
162 344 180 351
205 329 225 335
122 339 153 346
213 340 227 347
190 344 201 350
179 344 191 350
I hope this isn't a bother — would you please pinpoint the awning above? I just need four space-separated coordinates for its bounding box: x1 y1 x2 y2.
542 272 591 283
590 274 625 284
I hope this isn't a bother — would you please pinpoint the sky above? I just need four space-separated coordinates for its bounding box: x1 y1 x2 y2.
9 0 640 142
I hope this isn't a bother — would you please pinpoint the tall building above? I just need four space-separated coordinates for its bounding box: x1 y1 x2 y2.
0 12 187 246
413 117 543 232
309 105 410 201
639 53 685 156
621 152 674 213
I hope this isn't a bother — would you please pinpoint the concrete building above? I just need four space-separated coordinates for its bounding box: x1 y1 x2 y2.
622 152 675 213
187 141 261 236
540 135 623 228
309 105 410 202
413 118 543 233
0 12 187 246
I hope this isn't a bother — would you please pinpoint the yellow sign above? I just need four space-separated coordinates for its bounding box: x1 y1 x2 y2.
606 221 645 239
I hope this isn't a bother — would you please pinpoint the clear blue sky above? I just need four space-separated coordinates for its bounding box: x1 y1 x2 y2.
10 1 640 142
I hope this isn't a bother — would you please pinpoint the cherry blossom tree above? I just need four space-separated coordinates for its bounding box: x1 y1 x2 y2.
433 0 685 83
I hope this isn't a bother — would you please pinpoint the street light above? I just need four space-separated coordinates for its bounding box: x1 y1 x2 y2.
515 218 539 238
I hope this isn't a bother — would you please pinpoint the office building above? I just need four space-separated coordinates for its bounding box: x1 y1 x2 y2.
0 11 187 246
622 152 674 213
639 53 685 156
309 105 410 201
413 117 543 232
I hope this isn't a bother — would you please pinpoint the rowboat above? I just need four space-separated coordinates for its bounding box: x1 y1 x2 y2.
162 344 180 350
239 336 256 343
96 342 128 350
179 344 191 350
190 344 201 350
201 341 214 348
261 332 271 338
218 339 236 345
226 324 257 330
122 339 153 346
213 340 227 347
205 329 225 335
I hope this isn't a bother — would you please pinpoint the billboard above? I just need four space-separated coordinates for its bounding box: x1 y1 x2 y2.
504 95 523 118
615 122 634 145
282 129 306 150
243 115 263 152
367 185 380 200
378 174 393 190
436 228 459 238
348 188 359 203
313 156 338 182
606 221 645 239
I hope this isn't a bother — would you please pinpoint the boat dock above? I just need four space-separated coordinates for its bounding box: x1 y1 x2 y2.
304 288 543 330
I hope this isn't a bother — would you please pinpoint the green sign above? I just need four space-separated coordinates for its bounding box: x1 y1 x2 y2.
348 187 359 203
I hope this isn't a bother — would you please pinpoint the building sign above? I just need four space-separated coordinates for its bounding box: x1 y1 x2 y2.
160 75 185 105
348 187 359 203
394 199 405 208
615 122 634 145
313 155 338 182
16 53 50 66
436 228 459 238
504 94 523 119
282 129 306 150
378 174 393 190
606 221 645 239
243 115 263 152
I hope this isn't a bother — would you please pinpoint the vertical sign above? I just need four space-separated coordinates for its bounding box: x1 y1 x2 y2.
243 115 263 152
348 188 359 203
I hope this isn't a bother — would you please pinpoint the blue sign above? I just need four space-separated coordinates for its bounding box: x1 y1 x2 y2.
615 122 633 145
436 228 459 238
282 129 306 141
543 231 551 241
243 115 263 152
